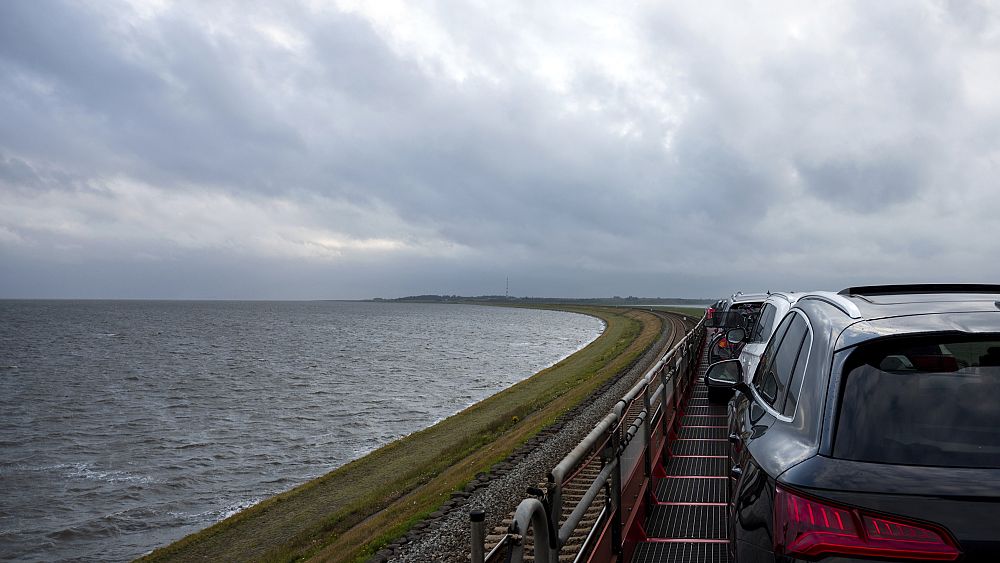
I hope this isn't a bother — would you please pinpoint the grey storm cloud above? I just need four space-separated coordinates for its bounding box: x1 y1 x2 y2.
2 0 1000 299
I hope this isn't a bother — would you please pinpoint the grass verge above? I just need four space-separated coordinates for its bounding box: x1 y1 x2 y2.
140 306 663 563
651 305 706 317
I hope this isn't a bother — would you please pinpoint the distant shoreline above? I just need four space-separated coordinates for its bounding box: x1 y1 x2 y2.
0 296 711 305
369 295 713 307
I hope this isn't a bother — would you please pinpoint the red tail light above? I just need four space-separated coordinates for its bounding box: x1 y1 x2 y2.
707 307 715 320
774 486 960 561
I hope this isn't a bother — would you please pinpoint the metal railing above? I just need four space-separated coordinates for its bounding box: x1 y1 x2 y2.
472 315 706 563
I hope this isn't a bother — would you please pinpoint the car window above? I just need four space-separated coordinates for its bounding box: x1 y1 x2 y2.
781 322 811 417
752 313 794 403
834 335 1000 468
731 302 764 331
753 313 807 408
707 306 734 328
750 303 777 343
708 302 762 329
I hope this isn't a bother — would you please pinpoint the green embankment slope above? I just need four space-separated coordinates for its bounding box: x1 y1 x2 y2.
141 306 663 563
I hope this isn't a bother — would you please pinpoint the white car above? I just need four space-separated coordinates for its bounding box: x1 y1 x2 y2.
732 292 801 380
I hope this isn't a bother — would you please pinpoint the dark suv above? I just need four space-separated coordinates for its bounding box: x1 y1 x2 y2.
705 285 1000 562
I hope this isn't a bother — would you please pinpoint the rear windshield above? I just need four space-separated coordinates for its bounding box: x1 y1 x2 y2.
834 335 1000 468
706 303 762 329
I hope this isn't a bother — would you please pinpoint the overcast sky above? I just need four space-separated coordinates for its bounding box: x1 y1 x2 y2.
2 1 999 299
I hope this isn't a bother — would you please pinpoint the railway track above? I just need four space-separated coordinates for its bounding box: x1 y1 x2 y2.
482 311 695 562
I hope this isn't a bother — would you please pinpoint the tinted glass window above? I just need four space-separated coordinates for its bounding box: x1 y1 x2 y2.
782 326 811 417
750 304 777 343
764 316 806 407
731 302 763 331
708 302 763 329
706 309 734 328
834 336 1000 468
752 314 795 405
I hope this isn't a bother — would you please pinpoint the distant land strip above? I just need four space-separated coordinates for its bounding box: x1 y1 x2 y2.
370 295 712 306
139 305 671 563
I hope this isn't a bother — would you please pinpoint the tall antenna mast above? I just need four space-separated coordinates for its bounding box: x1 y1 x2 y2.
506 276 509 299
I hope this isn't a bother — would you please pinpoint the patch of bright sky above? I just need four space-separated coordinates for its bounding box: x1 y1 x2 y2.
0 175 466 261
117 0 170 20
254 22 308 54
329 0 683 144
332 0 496 84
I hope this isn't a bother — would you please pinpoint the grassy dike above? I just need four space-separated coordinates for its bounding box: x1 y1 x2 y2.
140 306 663 563
652 305 706 317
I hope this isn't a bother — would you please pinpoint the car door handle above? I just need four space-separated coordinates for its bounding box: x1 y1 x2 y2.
730 465 743 480
728 433 741 446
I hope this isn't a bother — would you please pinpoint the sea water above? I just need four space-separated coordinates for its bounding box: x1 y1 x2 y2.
0 300 604 562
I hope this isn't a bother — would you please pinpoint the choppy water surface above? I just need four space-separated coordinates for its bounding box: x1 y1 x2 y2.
0 300 604 562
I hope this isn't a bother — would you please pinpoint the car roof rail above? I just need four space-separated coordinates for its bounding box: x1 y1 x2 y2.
838 284 1000 296
797 292 863 319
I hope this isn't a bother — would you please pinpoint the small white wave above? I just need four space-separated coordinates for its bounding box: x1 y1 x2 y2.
216 497 263 522
63 462 157 485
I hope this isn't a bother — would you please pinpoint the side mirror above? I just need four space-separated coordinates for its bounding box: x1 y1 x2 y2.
705 359 741 386
705 359 749 394
727 328 746 344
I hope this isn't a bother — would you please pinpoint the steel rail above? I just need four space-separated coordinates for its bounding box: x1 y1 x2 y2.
559 458 618 544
